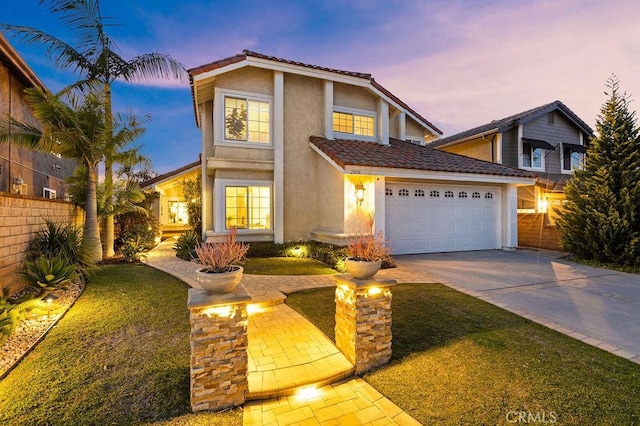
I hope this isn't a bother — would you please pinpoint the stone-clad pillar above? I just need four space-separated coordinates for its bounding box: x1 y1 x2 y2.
334 274 395 375
187 287 251 412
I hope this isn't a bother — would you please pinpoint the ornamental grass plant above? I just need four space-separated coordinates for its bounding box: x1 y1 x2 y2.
194 228 249 273
346 214 392 263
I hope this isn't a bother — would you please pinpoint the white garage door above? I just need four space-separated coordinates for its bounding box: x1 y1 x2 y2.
385 183 500 255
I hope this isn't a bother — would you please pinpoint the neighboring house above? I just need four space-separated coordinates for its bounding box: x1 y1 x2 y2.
427 101 594 249
141 159 200 237
0 33 75 199
188 50 532 255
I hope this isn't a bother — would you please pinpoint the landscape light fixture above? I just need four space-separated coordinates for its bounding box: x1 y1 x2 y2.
42 293 59 318
355 181 366 206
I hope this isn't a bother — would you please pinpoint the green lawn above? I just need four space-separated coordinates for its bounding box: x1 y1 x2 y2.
286 284 640 425
241 257 337 275
0 265 241 426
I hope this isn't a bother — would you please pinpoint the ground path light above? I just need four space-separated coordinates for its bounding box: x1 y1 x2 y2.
42 293 58 318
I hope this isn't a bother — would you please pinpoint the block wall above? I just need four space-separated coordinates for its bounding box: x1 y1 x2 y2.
0 193 83 295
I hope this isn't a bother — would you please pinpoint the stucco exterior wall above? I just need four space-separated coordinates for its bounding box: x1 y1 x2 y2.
282 73 324 241
212 146 273 161
213 66 274 96
333 82 376 112
315 156 344 233
443 138 492 161
0 193 83 295
405 117 426 139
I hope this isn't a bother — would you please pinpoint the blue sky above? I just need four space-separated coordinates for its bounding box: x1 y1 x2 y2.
3 0 640 174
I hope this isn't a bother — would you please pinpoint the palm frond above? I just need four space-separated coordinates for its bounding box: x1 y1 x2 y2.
0 24 93 73
121 53 188 84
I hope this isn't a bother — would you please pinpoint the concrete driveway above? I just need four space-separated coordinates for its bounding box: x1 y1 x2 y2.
396 249 640 363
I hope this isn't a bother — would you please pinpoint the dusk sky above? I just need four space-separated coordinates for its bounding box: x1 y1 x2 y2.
3 0 640 174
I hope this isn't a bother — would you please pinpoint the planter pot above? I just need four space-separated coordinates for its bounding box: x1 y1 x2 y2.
195 265 244 294
345 258 382 280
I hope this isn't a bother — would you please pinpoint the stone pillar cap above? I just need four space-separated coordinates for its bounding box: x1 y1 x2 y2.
187 285 252 310
334 274 397 289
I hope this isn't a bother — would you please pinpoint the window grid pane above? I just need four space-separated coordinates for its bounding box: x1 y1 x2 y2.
225 186 271 230
333 112 353 133
247 100 270 143
225 186 248 228
354 114 375 136
224 97 247 141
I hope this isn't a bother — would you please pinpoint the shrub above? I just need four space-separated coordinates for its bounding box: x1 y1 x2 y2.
26 220 87 268
174 229 201 261
19 255 79 291
194 228 249 273
120 235 150 263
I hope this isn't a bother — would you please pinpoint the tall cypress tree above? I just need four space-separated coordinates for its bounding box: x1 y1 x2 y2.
557 76 640 265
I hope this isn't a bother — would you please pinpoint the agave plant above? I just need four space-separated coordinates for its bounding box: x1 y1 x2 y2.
19 255 79 291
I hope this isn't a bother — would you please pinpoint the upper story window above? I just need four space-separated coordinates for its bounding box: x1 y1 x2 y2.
333 108 376 139
548 112 555 125
562 144 585 173
522 139 543 169
224 95 271 143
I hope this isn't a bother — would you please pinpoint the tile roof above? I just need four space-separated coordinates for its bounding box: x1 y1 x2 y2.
429 100 593 148
188 50 441 135
140 159 200 188
310 136 532 179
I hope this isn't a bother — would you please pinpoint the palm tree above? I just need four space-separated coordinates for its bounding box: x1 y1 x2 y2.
0 87 145 263
1 0 187 258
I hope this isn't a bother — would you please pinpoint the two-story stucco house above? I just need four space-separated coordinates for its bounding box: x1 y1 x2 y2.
188 51 532 255
427 100 594 249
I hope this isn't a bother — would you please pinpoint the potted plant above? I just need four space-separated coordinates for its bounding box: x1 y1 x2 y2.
345 215 392 279
194 228 249 293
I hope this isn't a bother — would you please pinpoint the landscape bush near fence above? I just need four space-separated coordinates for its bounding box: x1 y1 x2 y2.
0 193 83 295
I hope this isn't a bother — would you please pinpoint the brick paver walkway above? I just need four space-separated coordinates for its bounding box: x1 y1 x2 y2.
143 240 433 425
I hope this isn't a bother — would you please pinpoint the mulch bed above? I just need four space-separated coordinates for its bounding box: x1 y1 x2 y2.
0 280 84 380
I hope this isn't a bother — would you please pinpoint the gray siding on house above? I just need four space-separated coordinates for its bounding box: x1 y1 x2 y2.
501 127 519 167
522 112 582 174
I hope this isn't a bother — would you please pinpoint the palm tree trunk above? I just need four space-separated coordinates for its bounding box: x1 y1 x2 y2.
84 163 103 263
102 83 115 258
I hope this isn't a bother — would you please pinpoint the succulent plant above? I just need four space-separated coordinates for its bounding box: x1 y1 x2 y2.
19 255 79 291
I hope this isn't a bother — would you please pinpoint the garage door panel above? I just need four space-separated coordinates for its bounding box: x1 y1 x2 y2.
386 183 500 254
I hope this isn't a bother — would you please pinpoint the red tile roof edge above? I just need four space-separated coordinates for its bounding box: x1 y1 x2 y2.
188 50 441 134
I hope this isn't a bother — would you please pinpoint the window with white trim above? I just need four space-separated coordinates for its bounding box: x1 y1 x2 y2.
333 110 375 137
522 140 543 169
223 95 271 144
562 145 584 172
224 185 271 230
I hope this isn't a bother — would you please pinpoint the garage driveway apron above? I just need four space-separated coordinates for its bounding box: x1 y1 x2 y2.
396 249 640 364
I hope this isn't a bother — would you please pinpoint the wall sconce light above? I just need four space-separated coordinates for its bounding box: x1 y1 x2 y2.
13 175 24 194
42 293 59 318
355 181 365 206
539 197 549 214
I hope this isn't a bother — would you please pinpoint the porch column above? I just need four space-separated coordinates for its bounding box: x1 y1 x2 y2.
502 183 518 251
